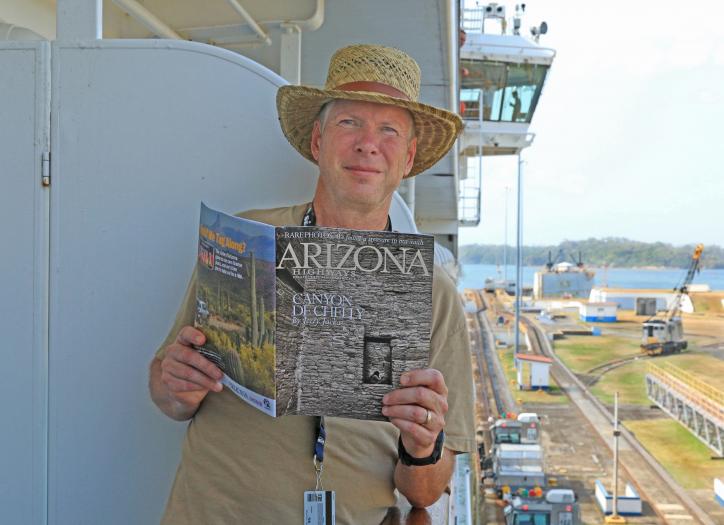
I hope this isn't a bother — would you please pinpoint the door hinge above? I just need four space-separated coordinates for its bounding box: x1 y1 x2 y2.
42 151 50 186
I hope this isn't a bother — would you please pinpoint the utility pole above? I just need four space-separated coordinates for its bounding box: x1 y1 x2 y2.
606 391 626 523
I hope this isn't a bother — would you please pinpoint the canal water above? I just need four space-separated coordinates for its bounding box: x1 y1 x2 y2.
458 264 724 292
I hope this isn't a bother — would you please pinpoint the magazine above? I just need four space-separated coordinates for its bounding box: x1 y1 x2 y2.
194 203 434 420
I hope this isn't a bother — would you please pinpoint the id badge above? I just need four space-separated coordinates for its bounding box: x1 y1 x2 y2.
303 490 335 525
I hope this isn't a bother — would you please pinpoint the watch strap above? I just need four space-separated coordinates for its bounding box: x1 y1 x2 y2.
397 430 445 466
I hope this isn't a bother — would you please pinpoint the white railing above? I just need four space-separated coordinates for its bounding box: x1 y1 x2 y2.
458 90 482 226
461 7 485 34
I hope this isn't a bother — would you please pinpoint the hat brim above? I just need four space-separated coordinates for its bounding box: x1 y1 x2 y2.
276 85 463 178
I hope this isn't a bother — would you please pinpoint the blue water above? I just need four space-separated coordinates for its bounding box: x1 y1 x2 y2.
458 264 724 292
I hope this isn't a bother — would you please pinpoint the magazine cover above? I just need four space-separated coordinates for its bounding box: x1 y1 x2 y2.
195 203 278 415
195 203 434 420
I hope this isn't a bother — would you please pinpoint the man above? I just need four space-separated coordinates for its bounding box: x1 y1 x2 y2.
150 44 475 524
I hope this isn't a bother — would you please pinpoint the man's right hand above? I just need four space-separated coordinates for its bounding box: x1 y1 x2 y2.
149 326 224 421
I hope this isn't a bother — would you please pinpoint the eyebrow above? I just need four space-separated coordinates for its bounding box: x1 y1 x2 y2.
336 112 409 130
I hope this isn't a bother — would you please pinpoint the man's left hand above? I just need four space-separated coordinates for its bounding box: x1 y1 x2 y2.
382 369 448 458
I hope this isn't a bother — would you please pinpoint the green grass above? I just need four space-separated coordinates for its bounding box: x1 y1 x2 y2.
662 353 724 391
497 349 569 405
554 335 641 373
590 360 650 406
625 419 724 489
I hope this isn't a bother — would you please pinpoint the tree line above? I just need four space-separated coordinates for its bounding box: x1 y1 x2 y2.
459 238 724 269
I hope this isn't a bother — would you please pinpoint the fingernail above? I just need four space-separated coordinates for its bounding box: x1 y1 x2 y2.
382 394 389 404
382 407 389 416
400 375 409 385
195 336 204 344
215 382 223 392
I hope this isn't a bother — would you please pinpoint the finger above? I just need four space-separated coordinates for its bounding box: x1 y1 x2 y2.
382 386 448 416
388 417 437 450
165 376 212 394
176 325 206 347
399 368 448 397
163 358 223 392
382 405 445 430
166 344 223 381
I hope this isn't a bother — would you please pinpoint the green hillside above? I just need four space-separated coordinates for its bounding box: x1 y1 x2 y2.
459 238 723 269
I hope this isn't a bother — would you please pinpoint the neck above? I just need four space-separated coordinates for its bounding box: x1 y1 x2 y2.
311 198 391 231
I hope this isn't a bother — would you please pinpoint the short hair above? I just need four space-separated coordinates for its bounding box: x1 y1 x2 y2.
316 100 417 140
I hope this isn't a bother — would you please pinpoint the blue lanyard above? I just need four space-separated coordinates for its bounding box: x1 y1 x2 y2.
314 416 326 463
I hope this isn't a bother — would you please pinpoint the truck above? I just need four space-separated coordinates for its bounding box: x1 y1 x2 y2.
489 412 541 446
492 443 546 498
504 488 580 525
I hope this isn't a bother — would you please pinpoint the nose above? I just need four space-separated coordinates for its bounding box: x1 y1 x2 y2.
354 127 379 156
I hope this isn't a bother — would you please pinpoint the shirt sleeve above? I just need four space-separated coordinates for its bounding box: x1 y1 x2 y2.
429 267 476 454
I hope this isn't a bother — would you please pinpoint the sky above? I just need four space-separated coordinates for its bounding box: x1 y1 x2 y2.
458 0 724 248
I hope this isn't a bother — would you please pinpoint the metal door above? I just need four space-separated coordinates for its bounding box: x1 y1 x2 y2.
47 39 317 524
0 41 51 525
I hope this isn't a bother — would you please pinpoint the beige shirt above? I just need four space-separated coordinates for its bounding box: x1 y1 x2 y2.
156 203 475 525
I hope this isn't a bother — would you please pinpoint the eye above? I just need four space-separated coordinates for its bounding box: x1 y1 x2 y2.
382 126 399 136
338 118 357 127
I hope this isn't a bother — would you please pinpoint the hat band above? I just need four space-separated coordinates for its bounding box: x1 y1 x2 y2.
334 81 411 101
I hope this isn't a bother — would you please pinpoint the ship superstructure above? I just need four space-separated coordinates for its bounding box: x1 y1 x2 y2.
458 2 555 227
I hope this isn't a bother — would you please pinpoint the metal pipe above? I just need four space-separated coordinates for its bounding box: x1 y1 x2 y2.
478 90 483 223
224 0 272 46
514 154 523 353
286 0 325 32
111 0 181 39
447 0 460 218
504 186 509 282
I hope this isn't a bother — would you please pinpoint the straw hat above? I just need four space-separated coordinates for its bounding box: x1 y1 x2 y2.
276 44 463 178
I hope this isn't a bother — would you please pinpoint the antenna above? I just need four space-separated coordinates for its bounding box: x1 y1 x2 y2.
530 21 548 42
513 3 526 35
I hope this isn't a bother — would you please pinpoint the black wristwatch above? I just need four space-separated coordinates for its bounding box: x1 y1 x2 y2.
397 431 445 466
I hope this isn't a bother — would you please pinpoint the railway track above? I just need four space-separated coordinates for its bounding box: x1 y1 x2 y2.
522 314 715 525
582 355 649 386
463 290 510 525
469 289 715 524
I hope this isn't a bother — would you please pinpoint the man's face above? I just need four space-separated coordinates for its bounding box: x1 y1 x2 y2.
310 99 417 213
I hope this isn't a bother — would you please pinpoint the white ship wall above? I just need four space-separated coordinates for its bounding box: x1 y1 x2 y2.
1 39 318 525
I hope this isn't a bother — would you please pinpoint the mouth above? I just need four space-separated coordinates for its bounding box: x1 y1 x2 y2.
344 165 382 175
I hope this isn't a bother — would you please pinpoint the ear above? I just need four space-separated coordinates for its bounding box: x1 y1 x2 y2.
310 120 322 162
403 137 418 177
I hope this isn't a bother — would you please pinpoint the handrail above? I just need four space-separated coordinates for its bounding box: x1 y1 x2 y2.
465 41 557 57
647 362 724 421
458 90 482 225
461 7 556 56
648 362 724 406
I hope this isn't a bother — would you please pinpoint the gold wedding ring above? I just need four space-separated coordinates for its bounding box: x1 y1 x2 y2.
424 409 432 427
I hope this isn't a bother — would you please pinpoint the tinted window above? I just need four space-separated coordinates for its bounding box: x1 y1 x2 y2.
461 60 548 123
